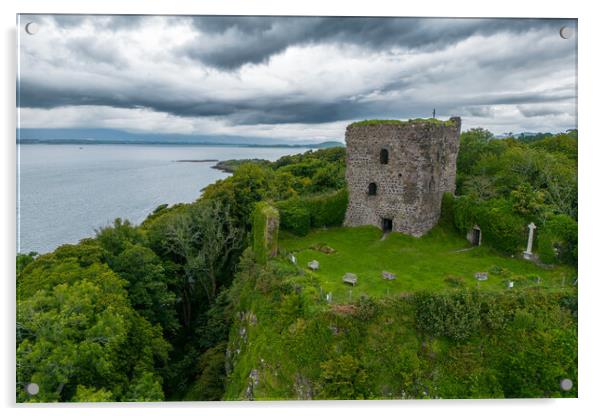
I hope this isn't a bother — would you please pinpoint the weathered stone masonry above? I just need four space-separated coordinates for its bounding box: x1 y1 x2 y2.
343 117 461 237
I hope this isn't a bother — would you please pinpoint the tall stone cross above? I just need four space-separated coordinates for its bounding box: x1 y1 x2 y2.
523 222 537 259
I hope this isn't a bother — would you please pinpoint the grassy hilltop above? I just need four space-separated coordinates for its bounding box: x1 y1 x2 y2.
221 217 576 400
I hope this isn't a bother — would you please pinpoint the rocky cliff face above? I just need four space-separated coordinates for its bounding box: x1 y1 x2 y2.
343 117 461 236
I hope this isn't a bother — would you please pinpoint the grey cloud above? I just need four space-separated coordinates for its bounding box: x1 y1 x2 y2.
518 105 567 117
65 37 129 68
18 72 575 126
184 16 575 69
17 15 577 132
462 106 494 117
44 14 151 31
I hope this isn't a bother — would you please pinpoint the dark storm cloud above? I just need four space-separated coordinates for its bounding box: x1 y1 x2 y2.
17 14 577 134
184 16 572 69
18 77 357 122
18 71 573 126
42 14 574 70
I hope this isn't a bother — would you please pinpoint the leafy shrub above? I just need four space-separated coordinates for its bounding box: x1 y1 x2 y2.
538 214 577 265
414 291 482 341
318 354 369 399
454 196 525 254
276 198 311 236
478 201 525 254
304 188 348 228
355 296 379 321
310 163 345 192
276 189 348 235
453 195 481 235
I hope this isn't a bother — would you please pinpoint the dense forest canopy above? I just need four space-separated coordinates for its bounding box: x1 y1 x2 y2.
16 128 577 401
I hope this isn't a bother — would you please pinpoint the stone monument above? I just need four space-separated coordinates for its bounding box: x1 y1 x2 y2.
523 222 537 260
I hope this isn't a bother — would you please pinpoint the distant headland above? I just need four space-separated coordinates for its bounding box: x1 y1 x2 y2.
17 128 344 149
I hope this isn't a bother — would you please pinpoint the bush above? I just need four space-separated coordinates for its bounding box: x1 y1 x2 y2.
318 354 369 399
478 202 525 254
276 198 311 236
305 188 348 228
414 291 482 341
538 214 577 266
276 189 348 235
453 195 481 235
454 196 526 254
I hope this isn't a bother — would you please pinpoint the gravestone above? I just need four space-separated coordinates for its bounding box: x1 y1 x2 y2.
475 272 488 281
342 273 358 286
290 254 296 264
507 281 514 289
308 260 319 271
382 271 397 280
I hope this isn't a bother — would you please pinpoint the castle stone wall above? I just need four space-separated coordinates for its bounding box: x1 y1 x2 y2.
343 117 461 237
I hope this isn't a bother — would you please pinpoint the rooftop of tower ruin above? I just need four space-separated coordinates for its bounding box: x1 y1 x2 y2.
348 117 460 128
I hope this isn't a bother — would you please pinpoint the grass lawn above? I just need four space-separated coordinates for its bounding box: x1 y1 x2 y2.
278 225 576 302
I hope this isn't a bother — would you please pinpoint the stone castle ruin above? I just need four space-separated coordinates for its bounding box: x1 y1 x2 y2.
343 117 461 237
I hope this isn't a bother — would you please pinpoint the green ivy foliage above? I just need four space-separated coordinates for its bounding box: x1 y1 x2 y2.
252 201 279 264
453 196 526 254
276 198 312 236
538 214 578 265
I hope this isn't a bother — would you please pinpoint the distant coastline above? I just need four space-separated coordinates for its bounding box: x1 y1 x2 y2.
16 127 344 148
17 139 343 149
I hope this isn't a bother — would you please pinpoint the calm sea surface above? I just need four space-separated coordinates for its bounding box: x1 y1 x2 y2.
18 144 310 254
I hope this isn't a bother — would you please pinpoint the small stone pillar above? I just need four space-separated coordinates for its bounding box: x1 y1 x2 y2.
523 222 536 260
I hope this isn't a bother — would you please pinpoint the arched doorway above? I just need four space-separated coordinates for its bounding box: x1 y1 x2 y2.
382 218 393 232
467 225 482 246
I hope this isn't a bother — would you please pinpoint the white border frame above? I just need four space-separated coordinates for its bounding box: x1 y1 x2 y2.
2 1 599 415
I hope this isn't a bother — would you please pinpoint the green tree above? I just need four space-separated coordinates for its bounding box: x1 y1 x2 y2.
510 183 547 220
184 343 227 401
96 218 145 262
17 257 169 402
161 201 243 325
456 128 495 176
112 244 179 334
202 164 274 228
72 386 114 402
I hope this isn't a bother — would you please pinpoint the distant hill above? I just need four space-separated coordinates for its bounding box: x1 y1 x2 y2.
17 128 344 148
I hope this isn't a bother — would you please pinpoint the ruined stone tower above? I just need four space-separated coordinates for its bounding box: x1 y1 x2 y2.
343 117 461 237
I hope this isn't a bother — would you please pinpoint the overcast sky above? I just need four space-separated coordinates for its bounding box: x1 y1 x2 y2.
17 15 577 142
